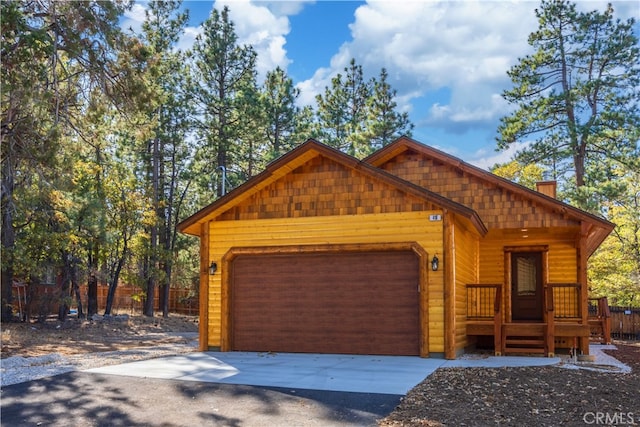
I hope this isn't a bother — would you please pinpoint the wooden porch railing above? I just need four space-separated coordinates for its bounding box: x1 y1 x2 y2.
549 283 581 318
466 283 606 357
546 283 582 356
588 296 612 344
466 284 502 355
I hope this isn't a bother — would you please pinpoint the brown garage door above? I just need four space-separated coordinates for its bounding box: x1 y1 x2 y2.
231 250 420 356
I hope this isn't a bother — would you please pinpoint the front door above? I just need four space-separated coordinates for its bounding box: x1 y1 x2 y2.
511 252 543 321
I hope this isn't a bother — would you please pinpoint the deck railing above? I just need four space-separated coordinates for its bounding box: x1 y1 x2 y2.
466 283 580 321
466 283 599 357
466 284 502 319
466 284 502 355
548 283 581 319
588 296 612 344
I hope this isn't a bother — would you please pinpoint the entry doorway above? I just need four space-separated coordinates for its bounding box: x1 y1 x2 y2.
511 252 543 321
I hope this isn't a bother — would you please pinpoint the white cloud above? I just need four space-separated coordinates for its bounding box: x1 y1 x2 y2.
122 1 301 80
261 0 312 16
176 26 202 52
218 0 300 80
425 91 511 133
298 1 539 133
120 2 148 35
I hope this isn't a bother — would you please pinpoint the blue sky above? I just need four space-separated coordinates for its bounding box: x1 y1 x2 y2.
122 0 639 169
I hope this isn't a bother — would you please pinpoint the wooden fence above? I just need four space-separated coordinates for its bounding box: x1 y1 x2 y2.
12 281 197 320
74 285 198 316
609 306 640 340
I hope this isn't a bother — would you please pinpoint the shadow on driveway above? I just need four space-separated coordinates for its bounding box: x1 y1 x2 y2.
1 371 401 426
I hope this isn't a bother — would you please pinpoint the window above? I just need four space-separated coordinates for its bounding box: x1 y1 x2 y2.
516 256 537 296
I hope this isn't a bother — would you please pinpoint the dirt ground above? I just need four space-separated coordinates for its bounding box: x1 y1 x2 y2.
1 313 199 358
379 342 640 427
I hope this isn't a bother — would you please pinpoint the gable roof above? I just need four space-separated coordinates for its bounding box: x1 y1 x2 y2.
365 136 615 256
178 139 487 236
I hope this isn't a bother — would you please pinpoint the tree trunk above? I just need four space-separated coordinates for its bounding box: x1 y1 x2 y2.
574 137 587 188
1 261 14 322
104 258 125 316
90 146 105 318
87 246 98 317
144 271 155 316
159 138 169 317
217 124 227 197
144 137 160 317
57 262 71 322
87 272 98 317
161 262 171 317
1 148 16 322
58 251 81 321
72 266 84 320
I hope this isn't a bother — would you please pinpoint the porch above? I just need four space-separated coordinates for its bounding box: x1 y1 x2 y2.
466 284 611 357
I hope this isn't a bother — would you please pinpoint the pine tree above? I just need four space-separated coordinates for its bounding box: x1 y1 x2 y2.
314 59 413 159
260 67 310 162
1 0 131 321
589 167 640 307
191 6 258 198
497 0 640 210
364 68 414 155
233 64 264 182
138 0 191 317
315 58 373 157
496 0 640 309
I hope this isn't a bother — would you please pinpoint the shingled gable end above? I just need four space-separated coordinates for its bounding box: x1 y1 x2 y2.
179 137 614 359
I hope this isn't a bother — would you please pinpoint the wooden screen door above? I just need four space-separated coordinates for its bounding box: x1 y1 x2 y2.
511 252 543 321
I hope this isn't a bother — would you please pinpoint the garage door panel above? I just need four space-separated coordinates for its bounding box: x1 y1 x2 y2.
231 251 420 356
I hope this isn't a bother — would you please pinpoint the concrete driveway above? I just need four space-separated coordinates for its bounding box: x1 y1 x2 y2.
86 351 560 394
1 371 403 426
2 352 563 426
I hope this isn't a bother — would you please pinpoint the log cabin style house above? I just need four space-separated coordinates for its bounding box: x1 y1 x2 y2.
178 137 614 359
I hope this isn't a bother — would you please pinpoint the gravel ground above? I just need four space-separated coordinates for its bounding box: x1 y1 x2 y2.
378 343 640 427
1 334 198 387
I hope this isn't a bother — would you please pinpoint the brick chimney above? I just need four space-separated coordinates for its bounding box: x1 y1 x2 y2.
536 180 557 199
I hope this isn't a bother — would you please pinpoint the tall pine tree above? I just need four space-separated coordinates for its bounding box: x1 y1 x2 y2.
260 67 311 162
138 0 191 317
364 68 414 155
191 6 257 198
497 0 640 210
315 58 373 157
314 58 414 159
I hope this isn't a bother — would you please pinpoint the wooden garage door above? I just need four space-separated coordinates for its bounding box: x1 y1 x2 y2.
231 251 420 355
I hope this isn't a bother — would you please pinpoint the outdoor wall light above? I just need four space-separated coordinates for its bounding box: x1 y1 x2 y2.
431 254 439 271
209 261 218 275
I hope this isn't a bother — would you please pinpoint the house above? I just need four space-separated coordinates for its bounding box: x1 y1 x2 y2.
178 137 614 359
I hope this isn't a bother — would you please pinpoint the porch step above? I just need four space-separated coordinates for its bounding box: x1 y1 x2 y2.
503 323 545 336
504 337 546 354
505 338 545 346
503 323 547 355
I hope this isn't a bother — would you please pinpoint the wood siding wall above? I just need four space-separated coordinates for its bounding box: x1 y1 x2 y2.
453 222 480 353
207 211 445 353
377 152 581 230
479 230 579 321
